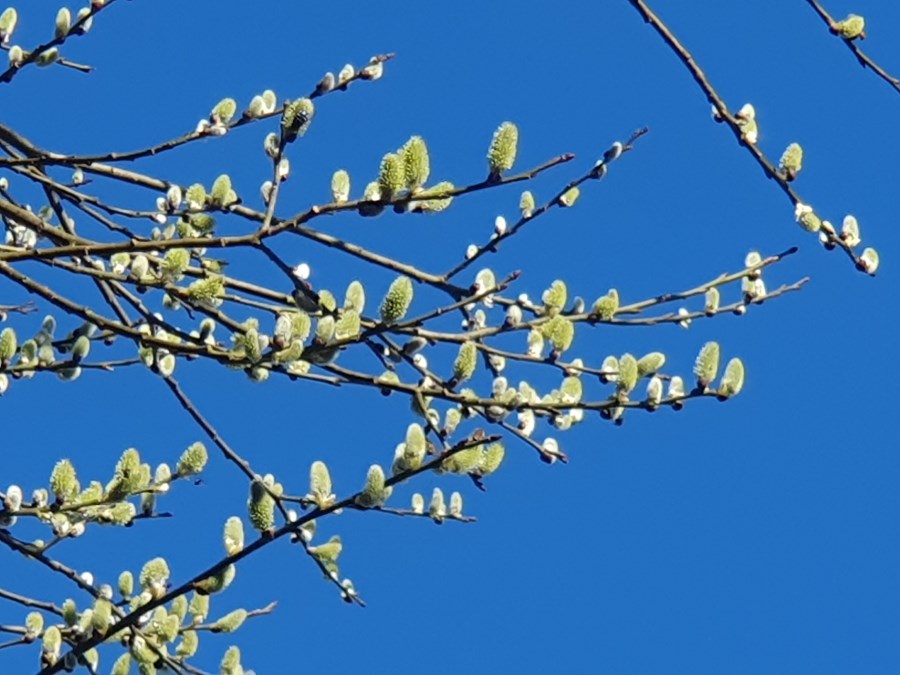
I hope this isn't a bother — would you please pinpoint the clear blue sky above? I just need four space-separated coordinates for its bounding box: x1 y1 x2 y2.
2 1 899 673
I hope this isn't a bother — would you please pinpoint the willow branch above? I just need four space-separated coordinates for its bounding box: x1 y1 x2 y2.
627 0 868 272
40 431 498 673
804 0 900 96
0 1 115 85
443 128 647 281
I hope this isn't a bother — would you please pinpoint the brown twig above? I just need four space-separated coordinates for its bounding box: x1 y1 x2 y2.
627 0 870 272
804 0 900 95
0 1 113 85
38 431 499 673
443 130 647 281
0 588 62 616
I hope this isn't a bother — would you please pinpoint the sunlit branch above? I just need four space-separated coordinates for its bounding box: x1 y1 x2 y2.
0 588 62 616
0 0 110 86
356 504 477 523
41 431 498 672
0 300 36 316
0 55 397 167
627 0 869 272
160 376 261 485
187 601 278 633
443 128 648 281
804 0 900 96
0 518 198 674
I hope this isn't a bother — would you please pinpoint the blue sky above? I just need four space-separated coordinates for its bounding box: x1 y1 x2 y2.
2 1 899 673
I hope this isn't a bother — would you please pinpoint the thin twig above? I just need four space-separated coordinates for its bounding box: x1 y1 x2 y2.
804 0 900 96
627 0 869 272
